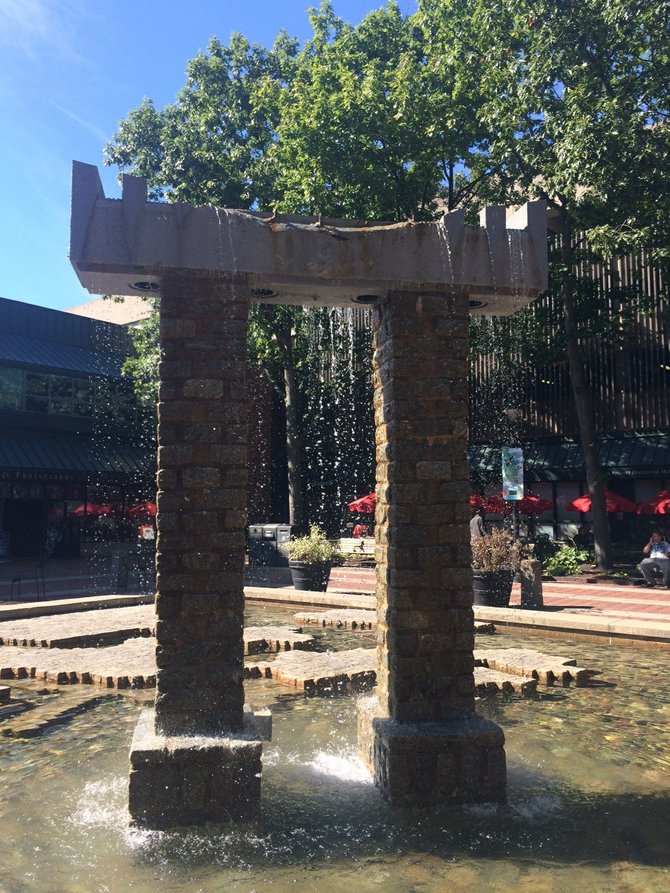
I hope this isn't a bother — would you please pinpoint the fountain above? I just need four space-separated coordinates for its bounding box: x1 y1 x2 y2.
68 161 547 826
2 615 670 891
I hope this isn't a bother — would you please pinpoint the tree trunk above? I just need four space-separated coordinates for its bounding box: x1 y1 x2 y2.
559 210 613 570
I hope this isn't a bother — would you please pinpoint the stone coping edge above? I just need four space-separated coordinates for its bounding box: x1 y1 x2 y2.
3 588 669 645
473 605 670 645
0 593 155 621
0 587 374 621
244 586 375 609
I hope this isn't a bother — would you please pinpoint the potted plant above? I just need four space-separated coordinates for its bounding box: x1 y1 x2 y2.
288 526 343 592
471 527 523 607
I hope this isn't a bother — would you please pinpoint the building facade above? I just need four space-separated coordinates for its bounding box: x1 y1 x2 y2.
0 296 154 558
469 243 669 544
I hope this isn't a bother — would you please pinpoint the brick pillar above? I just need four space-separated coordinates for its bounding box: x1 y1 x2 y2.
358 291 506 807
128 276 270 828
154 276 248 736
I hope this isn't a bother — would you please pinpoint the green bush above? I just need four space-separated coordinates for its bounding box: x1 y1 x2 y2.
288 526 343 564
529 533 561 564
543 545 593 576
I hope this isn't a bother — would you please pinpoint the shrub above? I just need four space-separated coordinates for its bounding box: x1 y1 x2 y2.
529 533 561 564
543 545 592 576
288 526 343 564
471 527 523 572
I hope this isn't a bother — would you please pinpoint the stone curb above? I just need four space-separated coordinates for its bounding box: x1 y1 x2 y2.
2 587 670 645
472 605 670 646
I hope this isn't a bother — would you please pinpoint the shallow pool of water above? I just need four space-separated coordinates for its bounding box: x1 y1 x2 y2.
2 605 670 892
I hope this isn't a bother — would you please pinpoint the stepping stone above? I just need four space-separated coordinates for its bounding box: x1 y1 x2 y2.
474 647 599 686
0 626 316 688
0 605 155 648
244 626 317 654
474 667 537 696
0 638 157 689
1 689 118 738
0 685 10 704
293 611 495 635
245 648 536 698
246 648 376 695
474 621 496 635
293 609 376 630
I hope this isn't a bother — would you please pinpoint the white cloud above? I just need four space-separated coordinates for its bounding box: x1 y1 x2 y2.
0 0 85 62
50 100 109 143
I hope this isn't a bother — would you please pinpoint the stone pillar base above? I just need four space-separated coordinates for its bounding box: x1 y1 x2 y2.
128 706 271 829
357 696 506 808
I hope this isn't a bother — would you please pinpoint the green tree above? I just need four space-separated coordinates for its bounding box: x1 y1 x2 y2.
273 0 487 218
422 0 670 568
104 1 483 530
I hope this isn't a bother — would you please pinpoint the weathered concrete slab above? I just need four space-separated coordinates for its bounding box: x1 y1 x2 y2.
70 163 548 316
474 647 599 686
244 626 317 654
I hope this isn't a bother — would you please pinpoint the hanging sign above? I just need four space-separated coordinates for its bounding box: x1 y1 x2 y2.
502 447 524 500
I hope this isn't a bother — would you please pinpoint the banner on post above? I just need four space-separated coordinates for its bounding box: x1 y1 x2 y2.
502 447 524 500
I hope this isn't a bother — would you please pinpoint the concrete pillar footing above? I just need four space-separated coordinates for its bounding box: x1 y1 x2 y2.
128 706 270 829
357 696 506 808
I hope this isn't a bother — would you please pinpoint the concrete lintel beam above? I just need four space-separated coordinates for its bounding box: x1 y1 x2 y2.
70 162 548 317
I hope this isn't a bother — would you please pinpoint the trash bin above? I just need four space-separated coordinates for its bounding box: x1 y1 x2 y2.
274 524 291 567
248 524 291 566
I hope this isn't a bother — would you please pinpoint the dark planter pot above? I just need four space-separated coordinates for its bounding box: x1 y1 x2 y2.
472 570 515 607
289 560 332 592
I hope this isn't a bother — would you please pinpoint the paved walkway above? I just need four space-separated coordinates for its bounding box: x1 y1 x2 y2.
2 557 670 644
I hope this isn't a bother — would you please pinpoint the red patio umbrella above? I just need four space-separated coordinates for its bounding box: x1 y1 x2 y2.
69 503 108 517
637 490 670 515
567 490 638 514
470 493 553 515
469 494 510 514
347 493 376 513
515 493 554 515
126 501 157 517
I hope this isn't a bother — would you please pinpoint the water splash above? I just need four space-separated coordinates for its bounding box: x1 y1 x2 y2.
307 749 373 784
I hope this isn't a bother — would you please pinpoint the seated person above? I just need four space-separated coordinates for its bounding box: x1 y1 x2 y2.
638 529 670 588
353 524 368 538
573 523 593 549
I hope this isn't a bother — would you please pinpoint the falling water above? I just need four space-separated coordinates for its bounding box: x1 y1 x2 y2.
214 206 239 272
435 216 455 287
508 228 526 297
301 306 374 534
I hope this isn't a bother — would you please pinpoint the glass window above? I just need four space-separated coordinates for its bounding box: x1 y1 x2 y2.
25 395 49 413
26 373 49 395
51 376 73 399
0 368 23 410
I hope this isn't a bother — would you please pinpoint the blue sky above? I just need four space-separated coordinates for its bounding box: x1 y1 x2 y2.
0 0 416 312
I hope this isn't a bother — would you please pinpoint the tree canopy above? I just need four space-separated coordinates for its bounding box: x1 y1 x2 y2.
105 0 669 546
